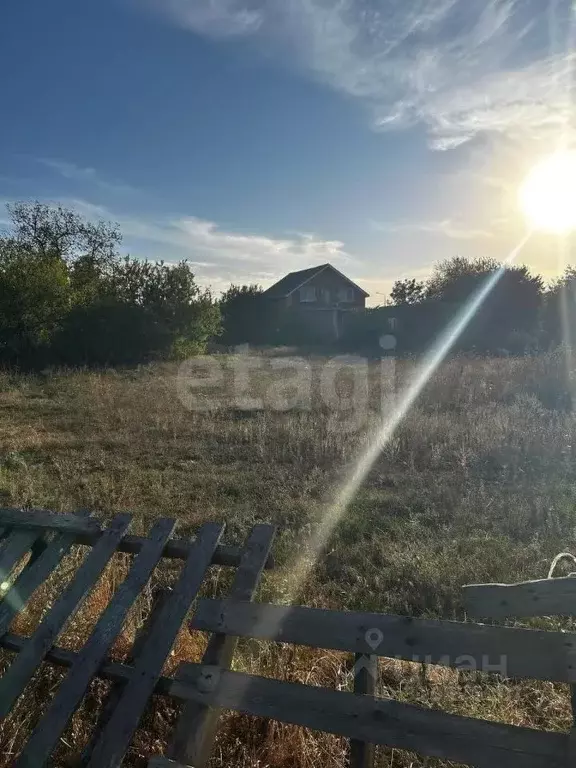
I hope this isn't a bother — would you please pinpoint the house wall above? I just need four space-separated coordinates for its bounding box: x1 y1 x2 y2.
291 269 366 309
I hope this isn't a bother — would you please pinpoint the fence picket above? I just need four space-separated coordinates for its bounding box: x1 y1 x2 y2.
85 523 223 768
169 524 276 766
15 517 176 768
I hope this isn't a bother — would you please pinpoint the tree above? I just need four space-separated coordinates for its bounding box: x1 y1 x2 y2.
424 256 497 302
390 277 426 305
541 266 576 348
0 202 221 367
55 258 221 364
389 257 544 354
425 256 543 352
7 201 121 264
0 239 72 364
219 284 267 346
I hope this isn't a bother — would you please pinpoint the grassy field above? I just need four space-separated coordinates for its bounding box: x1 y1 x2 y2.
0 351 575 766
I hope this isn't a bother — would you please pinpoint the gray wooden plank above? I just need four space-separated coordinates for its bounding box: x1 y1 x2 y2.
0 508 274 569
350 653 377 768
191 600 575 683
463 577 576 618
0 513 132 721
148 758 189 768
169 524 276 766
0 508 101 535
85 523 224 768
73 531 274 569
169 664 568 768
0 529 46 581
0 510 93 637
79 588 172 765
15 517 176 768
0 631 175 694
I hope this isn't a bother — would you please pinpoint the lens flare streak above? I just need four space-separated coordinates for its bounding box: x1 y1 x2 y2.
288 231 532 599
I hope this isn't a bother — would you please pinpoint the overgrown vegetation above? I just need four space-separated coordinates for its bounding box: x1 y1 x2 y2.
0 353 575 765
0 202 220 367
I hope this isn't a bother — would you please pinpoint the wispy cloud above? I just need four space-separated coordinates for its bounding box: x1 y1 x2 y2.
58 198 354 291
371 217 496 240
158 0 263 37
150 0 576 150
38 159 138 195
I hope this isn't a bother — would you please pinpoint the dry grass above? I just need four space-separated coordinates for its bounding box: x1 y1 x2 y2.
0 351 575 765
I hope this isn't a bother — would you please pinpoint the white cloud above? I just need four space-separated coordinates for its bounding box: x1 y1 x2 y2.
151 0 263 36
56 198 355 292
39 159 138 195
151 0 576 149
371 217 495 240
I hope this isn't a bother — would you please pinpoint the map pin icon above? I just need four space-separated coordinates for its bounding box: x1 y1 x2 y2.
365 628 383 651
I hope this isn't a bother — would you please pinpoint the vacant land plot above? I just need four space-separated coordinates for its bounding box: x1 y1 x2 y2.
0 351 575 766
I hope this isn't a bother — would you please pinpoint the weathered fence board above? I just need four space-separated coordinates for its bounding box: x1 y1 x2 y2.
350 653 377 768
169 524 277 766
463 577 576 618
0 508 101 534
0 510 93 635
192 599 576 682
80 588 172 764
85 523 224 768
0 529 44 578
0 508 273 569
0 507 572 768
169 664 568 768
0 629 172 691
15 517 176 768
0 513 132 720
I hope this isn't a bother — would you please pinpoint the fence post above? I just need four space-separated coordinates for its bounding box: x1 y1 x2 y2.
349 653 377 768
168 525 276 767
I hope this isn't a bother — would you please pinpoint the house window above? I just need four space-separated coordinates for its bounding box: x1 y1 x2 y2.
300 285 316 302
338 287 354 303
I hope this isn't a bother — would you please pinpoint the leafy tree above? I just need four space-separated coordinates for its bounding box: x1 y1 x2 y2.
55 258 221 364
425 256 495 301
7 201 120 264
541 266 576 348
0 240 72 364
0 202 221 367
390 277 426 305
425 256 543 352
219 284 267 346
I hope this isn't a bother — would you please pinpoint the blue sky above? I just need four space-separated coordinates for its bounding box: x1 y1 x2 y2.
2 0 576 301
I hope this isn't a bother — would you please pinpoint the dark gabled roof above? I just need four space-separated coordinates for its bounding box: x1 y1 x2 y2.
263 263 369 299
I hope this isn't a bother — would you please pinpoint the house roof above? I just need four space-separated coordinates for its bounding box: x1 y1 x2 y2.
263 263 369 299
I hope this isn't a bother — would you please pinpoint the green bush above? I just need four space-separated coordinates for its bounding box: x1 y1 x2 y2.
0 202 221 368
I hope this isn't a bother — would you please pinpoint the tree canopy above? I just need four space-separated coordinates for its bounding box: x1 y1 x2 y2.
0 201 220 367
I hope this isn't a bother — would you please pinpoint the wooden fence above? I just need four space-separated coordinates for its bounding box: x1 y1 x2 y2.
0 508 574 767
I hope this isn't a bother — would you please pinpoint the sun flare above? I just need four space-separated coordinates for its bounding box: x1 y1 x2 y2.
520 151 576 233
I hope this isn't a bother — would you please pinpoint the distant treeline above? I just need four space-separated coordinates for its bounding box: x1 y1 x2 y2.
219 257 575 355
0 201 574 368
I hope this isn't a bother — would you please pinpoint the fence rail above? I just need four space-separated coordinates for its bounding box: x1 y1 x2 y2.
463 576 576 619
168 664 568 768
0 507 572 768
192 598 576 682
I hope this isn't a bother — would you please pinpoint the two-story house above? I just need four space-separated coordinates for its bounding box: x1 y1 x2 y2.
262 263 369 341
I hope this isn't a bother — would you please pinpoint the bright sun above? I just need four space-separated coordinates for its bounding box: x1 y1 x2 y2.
520 151 576 233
